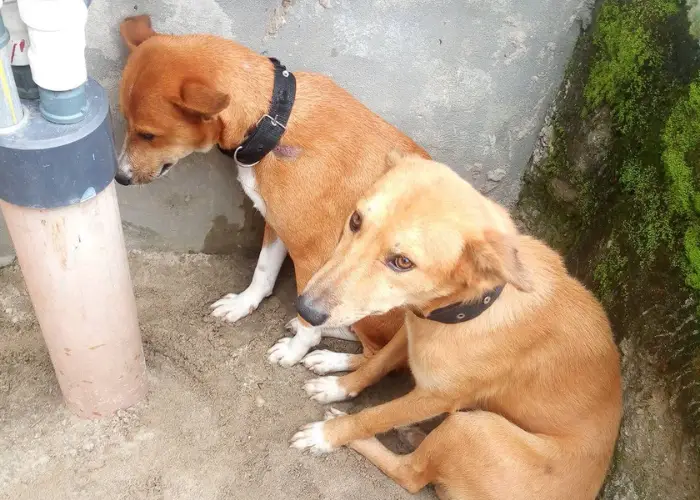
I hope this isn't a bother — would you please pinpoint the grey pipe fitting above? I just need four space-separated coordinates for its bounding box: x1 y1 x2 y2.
0 78 118 208
38 84 88 125
33 0 95 124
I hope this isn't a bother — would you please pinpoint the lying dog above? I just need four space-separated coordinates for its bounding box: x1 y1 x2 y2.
291 152 622 499
116 15 429 373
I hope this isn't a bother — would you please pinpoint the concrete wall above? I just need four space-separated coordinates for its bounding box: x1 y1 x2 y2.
0 0 593 261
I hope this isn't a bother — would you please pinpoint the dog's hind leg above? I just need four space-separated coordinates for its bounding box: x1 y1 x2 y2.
349 411 566 500
211 224 287 323
347 411 560 500
346 434 433 494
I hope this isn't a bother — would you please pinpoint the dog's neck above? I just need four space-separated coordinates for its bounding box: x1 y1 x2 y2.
415 282 507 324
413 237 557 328
214 50 279 150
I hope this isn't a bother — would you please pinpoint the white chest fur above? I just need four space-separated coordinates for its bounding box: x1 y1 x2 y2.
237 165 267 217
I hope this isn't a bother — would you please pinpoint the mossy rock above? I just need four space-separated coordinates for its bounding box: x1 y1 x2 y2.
515 0 700 497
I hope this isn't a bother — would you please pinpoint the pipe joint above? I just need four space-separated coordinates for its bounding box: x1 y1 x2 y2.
0 79 117 208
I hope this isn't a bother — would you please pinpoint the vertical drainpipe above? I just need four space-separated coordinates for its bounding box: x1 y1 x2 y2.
2 0 38 100
0 5 23 128
0 0 148 419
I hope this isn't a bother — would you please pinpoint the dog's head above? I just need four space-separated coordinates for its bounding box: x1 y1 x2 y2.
116 15 230 185
296 152 533 327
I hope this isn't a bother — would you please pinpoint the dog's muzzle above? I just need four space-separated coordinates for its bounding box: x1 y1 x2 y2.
114 172 132 186
295 294 329 326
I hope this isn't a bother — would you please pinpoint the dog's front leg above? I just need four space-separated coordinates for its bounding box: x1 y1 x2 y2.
211 224 287 322
303 324 408 402
291 388 454 454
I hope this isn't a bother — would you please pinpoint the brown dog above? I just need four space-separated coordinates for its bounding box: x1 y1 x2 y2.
116 16 429 376
291 153 622 500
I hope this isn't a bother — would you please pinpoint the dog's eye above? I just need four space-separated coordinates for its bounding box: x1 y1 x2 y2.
388 255 414 272
349 211 362 233
138 132 155 141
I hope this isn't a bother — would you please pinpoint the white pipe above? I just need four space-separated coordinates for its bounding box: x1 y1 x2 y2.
0 183 148 418
16 0 87 91
0 1 24 127
2 0 30 66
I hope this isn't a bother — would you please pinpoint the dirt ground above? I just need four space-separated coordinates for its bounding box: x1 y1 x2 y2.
0 251 432 500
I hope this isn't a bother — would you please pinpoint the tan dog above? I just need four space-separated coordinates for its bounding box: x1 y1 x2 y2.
116 16 429 377
291 153 622 500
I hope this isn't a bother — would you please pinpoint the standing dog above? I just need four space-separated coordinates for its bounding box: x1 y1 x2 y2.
116 16 429 377
291 153 622 500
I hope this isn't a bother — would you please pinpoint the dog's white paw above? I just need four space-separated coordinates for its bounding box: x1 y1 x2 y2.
285 317 301 333
304 376 354 403
210 293 258 323
267 337 307 367
302 350 352 375
267 319 321 367
290 421 334 454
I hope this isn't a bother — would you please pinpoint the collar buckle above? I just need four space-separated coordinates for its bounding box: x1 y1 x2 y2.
258 113 287 130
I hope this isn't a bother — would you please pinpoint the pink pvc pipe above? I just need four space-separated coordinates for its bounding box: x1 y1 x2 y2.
0 182 147 418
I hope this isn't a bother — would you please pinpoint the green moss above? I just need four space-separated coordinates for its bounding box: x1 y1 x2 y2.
517 0 700 439
689 0 700 38
662 81 700 290
593 235 629 305
618 157 673 269
584 0 678 133
663 81 700 213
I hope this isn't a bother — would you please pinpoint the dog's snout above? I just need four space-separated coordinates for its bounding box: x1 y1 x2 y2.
295 294 329 327
115 172 132 186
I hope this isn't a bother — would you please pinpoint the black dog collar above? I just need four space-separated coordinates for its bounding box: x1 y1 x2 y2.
219 57 296 166
425 285 504 324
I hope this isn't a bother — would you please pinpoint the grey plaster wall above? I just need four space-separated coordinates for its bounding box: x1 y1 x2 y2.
0 0 594 261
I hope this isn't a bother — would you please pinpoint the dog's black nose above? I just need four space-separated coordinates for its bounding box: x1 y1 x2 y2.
295 294 329 326
115 173 132 186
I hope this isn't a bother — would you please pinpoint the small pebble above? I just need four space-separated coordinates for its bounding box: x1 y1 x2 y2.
83 442 95 452
85 458 106 471
487 168 507 182
255 395 266 407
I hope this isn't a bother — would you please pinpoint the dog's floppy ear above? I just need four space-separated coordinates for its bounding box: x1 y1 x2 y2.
458 230 533 292
120 15 157 52
173 81 231 119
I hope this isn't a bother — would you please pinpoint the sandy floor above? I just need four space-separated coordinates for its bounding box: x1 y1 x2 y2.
0 251 431 500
